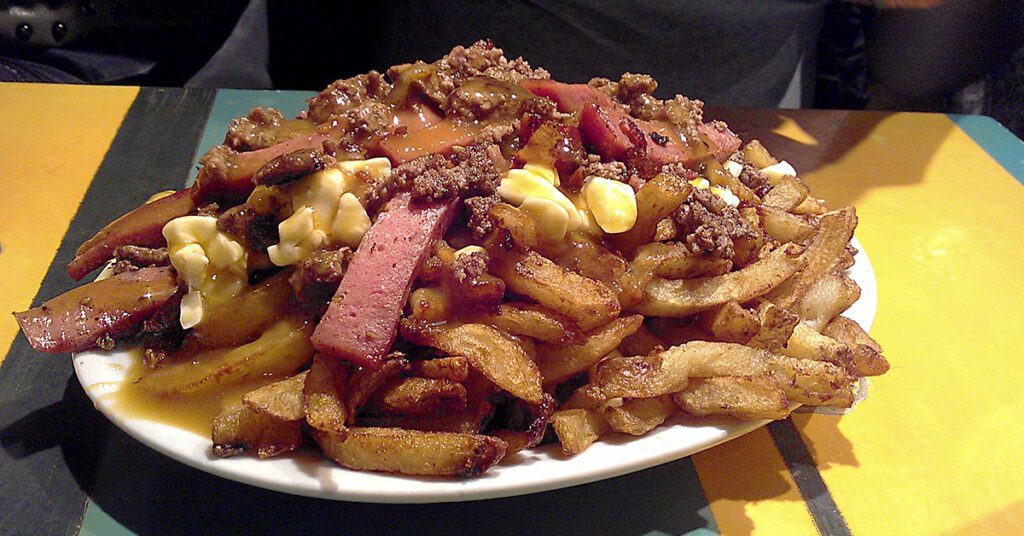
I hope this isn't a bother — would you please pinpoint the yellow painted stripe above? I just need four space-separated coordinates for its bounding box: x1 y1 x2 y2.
693 427 819 536
794 114 1024 534
0 83 139 366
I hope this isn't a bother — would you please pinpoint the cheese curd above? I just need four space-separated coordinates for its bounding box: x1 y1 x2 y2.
267 158 388 267
760 160 797 184
689 177 740 207
582 176 638 234
497 165 581 241
162 215 248 329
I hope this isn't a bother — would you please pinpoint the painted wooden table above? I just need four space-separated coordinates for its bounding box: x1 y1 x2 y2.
1 83 1022 536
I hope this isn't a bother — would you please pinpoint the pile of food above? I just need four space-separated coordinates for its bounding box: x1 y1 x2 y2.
15 40 888 477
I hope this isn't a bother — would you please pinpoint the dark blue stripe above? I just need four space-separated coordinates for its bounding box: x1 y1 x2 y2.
948 114 1024 186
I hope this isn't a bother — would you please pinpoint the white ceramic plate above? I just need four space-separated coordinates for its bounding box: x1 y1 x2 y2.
74 237 876 503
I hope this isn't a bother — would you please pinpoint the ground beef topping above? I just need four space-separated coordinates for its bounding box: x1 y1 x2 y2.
224 108 296 152
306 71 392 124
111 246 170 275
464 193 500 239
290 247 352 317
253 147 330 187
674 188 757 259
728 153 773 197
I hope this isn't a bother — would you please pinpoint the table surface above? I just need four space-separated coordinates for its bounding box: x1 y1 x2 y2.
1 83 1022 536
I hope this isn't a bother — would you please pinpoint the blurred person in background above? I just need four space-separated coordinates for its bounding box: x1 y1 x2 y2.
2 0 1021 134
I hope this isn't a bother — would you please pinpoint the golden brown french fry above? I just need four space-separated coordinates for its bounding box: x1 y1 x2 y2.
598 341 773 399
741 140 778 171
795 272 861 331
603 396 676 435
489 393 555 454
477 302 585 345
647 318 713 347
695 301 759 344
243 371 308 422
347 357 410 422
401 321 543 403
618 324 666 357
493 249 620 330
536 315 644 385
746 300 799 353
136 315 314 397
408 286 451 322
823 316 890 376
757 205 817 244
563 382 608 410
703 157 759 205
766 207 857 309
782 321 854 371
632 242 805 317
315 428 507 477
767 355 856 407
618 241 732 308
551 408 608 456
304 354 350 435
490 202 545 251
792 195 828 215
212 402 302 458
188 270 295 349
762 176 810 211
608 173 692 255
555 233 628 290
410 356 470 382
653 217 678 241
672 376 790 420
376 377 467 415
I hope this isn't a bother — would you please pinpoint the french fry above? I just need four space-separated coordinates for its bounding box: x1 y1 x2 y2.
490 201 545 251
598 341 773 399
493 249 620 330
401 321 543 403
767 355 856 407
703 156 759 205
792 195 828 216
476 302 585 345
536 315 644 385
741 140 778 171
603 396 677 435
315 428 507 477
633 242 805 317
608 173 692 256
766 207 857 309
551 409 608 456
823 316 890 376
782 321 855 371
347 357 410 422
795 271 861 331
746 301 799 353
672 376 790 420
243 371 308 422
563 382 608 410
695 301 759 344
410 356 470 382
618 242 732 308
303 354 350 435
555 233 629 290
757 205 817 244
136 315 314 397
490 393 555 454
618 324 666 357
408 286 451 322
188 270 295 349
762 176 810 211
376 377 467 415
212 402 302 458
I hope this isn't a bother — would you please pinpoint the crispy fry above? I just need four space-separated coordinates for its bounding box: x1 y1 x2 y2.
376 377 467 415
347 357 410 422
212 402 302 458
303 354 350 435
536 315 644 385
757 205 817 244
632 242 805 317
695 301 759 344
243 371 308 421
410 356 470 382
401 321 543 403
136 315 314 397
551 409 608 455
782 321 854 371
603 396 677 435
408 286 451 322
766 207 857 308
554 233 629 290
477 302 585 345
795 272 861 331
618 324 666 357
672 376 790 420
823 316 890 376
746 301 799 353
767 355 856 407
792 195 828 216
490 393 555 454
493 249 621 330
762 175 810 211
741 140 778 171
618 242 732 308
315 428 507 476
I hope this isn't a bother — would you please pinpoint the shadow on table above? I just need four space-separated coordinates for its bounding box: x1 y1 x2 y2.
2 375 717 536
708 107 961 210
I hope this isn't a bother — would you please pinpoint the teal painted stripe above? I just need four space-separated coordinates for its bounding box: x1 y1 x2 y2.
948 114 1024 185
80 501 137 536
186 88 317 185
